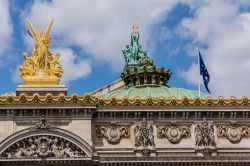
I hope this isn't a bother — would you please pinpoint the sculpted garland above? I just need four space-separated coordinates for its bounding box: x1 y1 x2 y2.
96 123 130 143
217 122 250 143
157 122 191 144
0 94 249 107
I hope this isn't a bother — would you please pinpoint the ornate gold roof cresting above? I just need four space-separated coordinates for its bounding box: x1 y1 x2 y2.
20 18 63 85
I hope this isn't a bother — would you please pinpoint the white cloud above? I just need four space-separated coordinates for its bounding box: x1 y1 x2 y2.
16 0 250 98
0 0 13 64
178 62 199 86
24 0 179 70
11 66 22 84
54 48 91 84
1 92 15 96
179 1 250 98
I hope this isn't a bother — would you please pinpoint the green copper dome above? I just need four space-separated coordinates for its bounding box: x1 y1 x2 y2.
102 85 207 99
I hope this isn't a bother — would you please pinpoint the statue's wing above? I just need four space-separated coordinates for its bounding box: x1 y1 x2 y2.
26 18 36 38
45 17 54 38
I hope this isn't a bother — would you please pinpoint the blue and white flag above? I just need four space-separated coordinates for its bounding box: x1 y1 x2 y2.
199 51 210 93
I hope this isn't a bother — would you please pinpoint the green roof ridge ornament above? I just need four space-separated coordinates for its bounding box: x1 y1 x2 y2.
122 26 146 67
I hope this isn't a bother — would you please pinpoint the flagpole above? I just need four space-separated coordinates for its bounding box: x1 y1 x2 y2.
197 48 200 97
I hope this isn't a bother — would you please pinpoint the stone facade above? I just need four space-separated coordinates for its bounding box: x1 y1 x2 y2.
1 23 249 166
0 95 250 165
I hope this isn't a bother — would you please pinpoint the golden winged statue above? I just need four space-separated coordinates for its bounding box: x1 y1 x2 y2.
20 18 63 85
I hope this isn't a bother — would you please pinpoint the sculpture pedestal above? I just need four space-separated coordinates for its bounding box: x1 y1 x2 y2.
16 85 68 96
195 146 217 157
23 73 60 86
134 147 156 157
17 71 67 96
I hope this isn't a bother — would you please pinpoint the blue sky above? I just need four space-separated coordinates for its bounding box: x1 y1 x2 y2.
1 0 250 98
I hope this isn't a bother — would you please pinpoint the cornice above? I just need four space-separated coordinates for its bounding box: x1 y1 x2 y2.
0 94 249 107
0 93 97 105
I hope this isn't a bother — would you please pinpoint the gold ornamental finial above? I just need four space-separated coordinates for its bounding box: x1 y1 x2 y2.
132 25 139 34
20 18 63 85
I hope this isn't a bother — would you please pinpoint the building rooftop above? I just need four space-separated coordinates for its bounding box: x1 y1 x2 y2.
101 85 207 100
98 26 207 100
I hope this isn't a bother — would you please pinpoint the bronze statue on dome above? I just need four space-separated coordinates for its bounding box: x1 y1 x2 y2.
122 26 146 66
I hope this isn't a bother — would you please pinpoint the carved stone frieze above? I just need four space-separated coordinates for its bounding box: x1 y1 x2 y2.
194 119 217 157
0 135 86 159
157 122 191 144
195 119 216 147
217 121 249 143
134 118 155 157
96 122 130 143
134 118 155 148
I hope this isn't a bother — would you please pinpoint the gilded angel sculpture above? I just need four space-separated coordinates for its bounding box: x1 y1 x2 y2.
20 18 63 79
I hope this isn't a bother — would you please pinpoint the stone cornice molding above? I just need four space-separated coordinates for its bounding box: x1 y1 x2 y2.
0 94 250 107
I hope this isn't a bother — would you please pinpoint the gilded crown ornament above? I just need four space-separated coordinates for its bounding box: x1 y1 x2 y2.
132 25 139 33
20 18 63 85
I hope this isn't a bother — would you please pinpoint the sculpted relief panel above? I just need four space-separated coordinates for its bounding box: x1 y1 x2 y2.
96 122 130 144
0 135 86 159
157 122 191 144
217 122 250 143
134 118 155 148
0 116 89 159
194 119 217 157
195 120 216 147
134 118 155 156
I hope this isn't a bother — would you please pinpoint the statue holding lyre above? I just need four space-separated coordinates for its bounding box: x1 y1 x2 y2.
122 26 146 67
